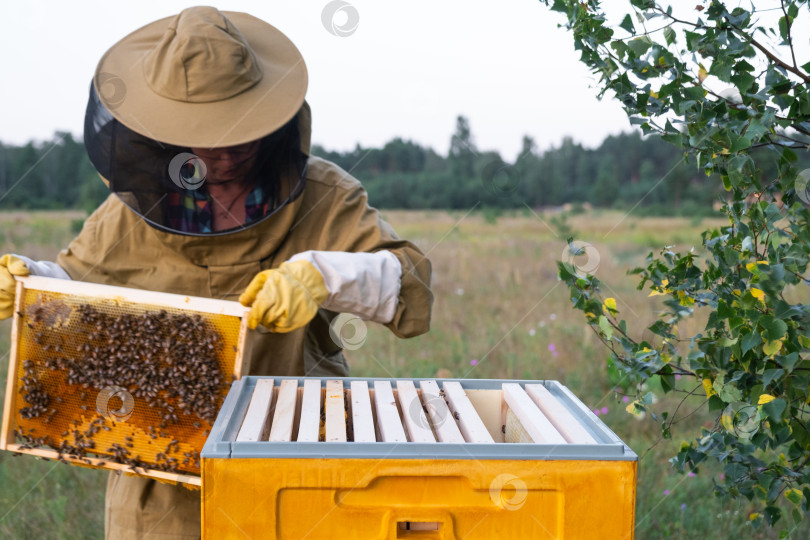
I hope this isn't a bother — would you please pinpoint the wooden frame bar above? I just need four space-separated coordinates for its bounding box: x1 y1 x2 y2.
525 384 597 444
325 380 347 442
441 382 493 443
502 383 566 445
0 280 25 450
396 380 435 443
4 444 201 486
232 314 249 380
350 381 376 443
15 275 248 317
419 380 465 443
236 379 275 442
268 379 298 442
297 379 322 442
373 381 407 442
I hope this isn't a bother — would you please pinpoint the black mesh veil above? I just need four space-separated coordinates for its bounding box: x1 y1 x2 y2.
83 82 308 236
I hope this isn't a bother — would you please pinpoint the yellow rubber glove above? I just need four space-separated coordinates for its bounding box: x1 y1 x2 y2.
0 254 30 319
238 260 329 332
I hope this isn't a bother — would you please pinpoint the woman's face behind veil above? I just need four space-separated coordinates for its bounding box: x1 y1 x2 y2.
191 141 261 186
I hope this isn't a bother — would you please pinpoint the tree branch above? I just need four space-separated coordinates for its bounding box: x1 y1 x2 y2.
780 0 798 71
727 20 810 84
651 4 810 84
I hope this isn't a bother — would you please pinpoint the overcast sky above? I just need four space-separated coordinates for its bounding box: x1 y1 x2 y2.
0 0 642 160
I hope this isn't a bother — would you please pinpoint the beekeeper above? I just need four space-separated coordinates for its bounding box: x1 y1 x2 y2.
0 6 432 538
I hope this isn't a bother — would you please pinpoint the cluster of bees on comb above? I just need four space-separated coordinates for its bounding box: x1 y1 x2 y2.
14 300 229 475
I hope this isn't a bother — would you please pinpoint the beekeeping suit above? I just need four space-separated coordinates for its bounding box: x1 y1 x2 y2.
0 6 432 538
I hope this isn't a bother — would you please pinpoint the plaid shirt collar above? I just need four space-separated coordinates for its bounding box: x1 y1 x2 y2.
166 185 269 234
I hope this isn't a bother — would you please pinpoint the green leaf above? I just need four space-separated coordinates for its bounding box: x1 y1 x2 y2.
787 3 798 19
628 37 652 56
729 133 752 153
663 26 675 45
741 331 761 355
762 369 784 389
598 315 613 339
708 394 726 412
710 56 734 82
744 119 768 141
780 353 799 373
762 398 787 422
790 418 810 448
715 377 743 403
760 315 788 341
717 336 738 347
778 16 792 41
764 505 781 526
620 14 636 35
763 340 782 357
730 71 755 93
785 488 803 505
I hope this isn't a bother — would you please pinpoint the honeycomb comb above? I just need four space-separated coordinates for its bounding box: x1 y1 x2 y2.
1 275 248 486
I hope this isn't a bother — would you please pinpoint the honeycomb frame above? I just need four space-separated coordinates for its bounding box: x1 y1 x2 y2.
1 275 249 486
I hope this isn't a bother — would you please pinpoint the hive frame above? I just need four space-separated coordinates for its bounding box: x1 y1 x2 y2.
1 275 250 486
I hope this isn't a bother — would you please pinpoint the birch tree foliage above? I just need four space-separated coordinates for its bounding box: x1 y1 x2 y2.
545 0 810 530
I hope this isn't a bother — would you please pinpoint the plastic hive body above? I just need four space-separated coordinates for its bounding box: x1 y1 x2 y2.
202 376 638 539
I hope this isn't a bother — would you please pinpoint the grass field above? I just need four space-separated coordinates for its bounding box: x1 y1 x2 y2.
1 208 808 538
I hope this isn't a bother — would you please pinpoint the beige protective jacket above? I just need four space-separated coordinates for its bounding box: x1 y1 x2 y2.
56 135 433 537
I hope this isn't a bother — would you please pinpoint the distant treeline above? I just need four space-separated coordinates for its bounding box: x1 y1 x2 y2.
1 116 806 215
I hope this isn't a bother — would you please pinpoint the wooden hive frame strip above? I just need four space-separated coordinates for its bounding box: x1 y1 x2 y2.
419 380 465 443
502 383 567 445
3 443 201 486
395 380 436 443
441 381 494 443
350 381 376 442
14 275 248 317
236 379 275 442
297 379 322 442
268 379 298 442
325 379 347 442
0 280 25 450
373 381 407 442
525 384 597 444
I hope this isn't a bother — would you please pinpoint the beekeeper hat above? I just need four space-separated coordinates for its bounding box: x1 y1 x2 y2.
92 5 308 148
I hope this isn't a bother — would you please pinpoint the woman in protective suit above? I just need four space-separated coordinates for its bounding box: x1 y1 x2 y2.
0 6 432 538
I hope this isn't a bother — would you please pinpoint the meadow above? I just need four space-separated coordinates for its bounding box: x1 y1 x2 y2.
0 208 808 538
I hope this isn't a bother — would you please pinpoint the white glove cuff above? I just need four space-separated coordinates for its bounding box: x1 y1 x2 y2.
14 255 71 280
289 250 402 324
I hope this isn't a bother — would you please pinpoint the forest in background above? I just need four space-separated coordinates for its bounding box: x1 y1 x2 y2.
1 115 807 216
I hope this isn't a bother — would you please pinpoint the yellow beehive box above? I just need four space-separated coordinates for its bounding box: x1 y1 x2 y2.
1 275 249 485
201 376 637 539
